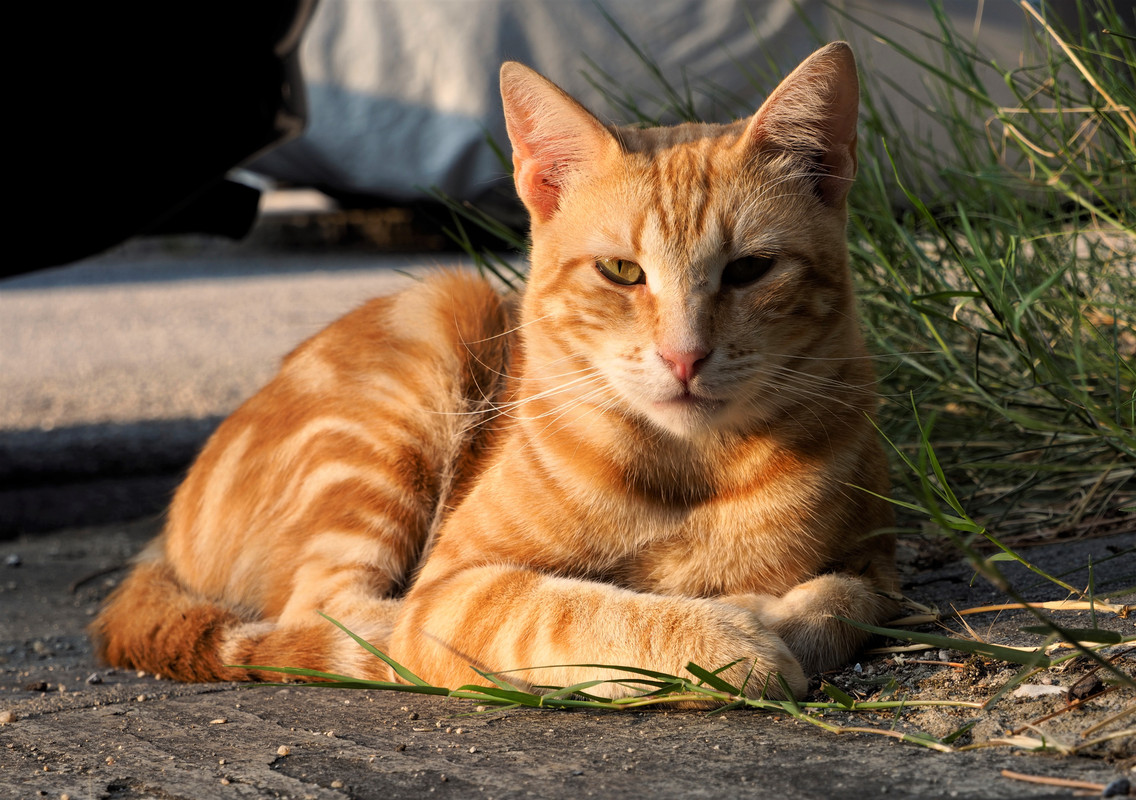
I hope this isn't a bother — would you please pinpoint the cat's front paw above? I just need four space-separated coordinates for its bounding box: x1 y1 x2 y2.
723 575 895 674
704 606 807 700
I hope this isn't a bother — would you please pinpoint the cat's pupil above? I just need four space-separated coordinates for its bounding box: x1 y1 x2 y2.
596 258 645 286
721 256 774 287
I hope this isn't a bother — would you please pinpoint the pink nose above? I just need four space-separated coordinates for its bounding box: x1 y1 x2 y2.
658 347 710 384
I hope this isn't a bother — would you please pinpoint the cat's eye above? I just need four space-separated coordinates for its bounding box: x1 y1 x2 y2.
596 258 645 286
721 255 775 287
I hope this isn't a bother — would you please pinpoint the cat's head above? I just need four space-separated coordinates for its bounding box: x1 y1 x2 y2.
501 44 867 440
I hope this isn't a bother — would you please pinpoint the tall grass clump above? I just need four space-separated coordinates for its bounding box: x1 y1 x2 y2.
838 0 1134 555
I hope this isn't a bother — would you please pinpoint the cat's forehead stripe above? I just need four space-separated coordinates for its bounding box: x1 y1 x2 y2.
628 204 645 257
627 143 730 268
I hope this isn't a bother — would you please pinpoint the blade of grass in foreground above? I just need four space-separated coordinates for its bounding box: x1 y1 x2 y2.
316 611 434 687
241 610 1059 754
834 617 1052 668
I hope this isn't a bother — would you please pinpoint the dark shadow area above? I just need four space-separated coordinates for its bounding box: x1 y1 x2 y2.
1 203 523 291
0 417 221 538
0 476 178 539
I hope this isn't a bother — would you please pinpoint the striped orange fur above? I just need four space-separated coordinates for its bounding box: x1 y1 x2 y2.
92 43 897 700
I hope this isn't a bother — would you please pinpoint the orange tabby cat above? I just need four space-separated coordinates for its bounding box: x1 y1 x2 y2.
92 42 897 700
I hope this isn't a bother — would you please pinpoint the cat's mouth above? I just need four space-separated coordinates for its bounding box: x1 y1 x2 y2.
655 390 725 412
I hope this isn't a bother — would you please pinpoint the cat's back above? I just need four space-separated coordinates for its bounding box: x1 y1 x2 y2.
161 269 515 616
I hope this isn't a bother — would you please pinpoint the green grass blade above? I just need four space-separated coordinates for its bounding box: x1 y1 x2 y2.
684 662 743 694
821 682 857 709
316 611 433 687
234 664 451 695
836 617 1051 668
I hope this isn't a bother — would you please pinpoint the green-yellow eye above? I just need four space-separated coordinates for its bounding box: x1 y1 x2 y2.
596 258 645 286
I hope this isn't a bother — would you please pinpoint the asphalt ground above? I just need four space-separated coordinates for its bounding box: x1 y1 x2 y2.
1 519 1131 799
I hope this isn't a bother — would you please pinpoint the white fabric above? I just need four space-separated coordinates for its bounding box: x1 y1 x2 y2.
250 0 1033 203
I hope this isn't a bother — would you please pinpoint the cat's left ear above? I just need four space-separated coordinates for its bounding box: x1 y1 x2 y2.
500 62 617 222
741 42 860 207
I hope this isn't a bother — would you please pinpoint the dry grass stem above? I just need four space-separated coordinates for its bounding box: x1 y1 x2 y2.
999 769 1106 792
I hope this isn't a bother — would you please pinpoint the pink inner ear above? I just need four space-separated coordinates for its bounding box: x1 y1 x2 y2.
509 113 587 221
511 134 562 221
501 63 614 223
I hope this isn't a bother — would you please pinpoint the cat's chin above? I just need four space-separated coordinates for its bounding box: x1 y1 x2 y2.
646 393 728 438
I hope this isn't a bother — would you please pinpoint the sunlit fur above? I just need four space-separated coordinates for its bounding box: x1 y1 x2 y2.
92 43 897 700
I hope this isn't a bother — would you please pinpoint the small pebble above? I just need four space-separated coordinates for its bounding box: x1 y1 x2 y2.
85 673 103 685
4 554 21 567
220 778 230 785
330 780 344 788
105 757 115 765
468 746 477 754
0 710 17 724
210 719 227 725
1102 777 1130 798
1069 674 1104 701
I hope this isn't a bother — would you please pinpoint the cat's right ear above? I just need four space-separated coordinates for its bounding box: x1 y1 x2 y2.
500 62 616 222
741 42 860 207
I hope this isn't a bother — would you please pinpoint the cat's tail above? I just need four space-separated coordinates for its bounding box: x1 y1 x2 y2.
90 540 396 683
90 541 246 681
